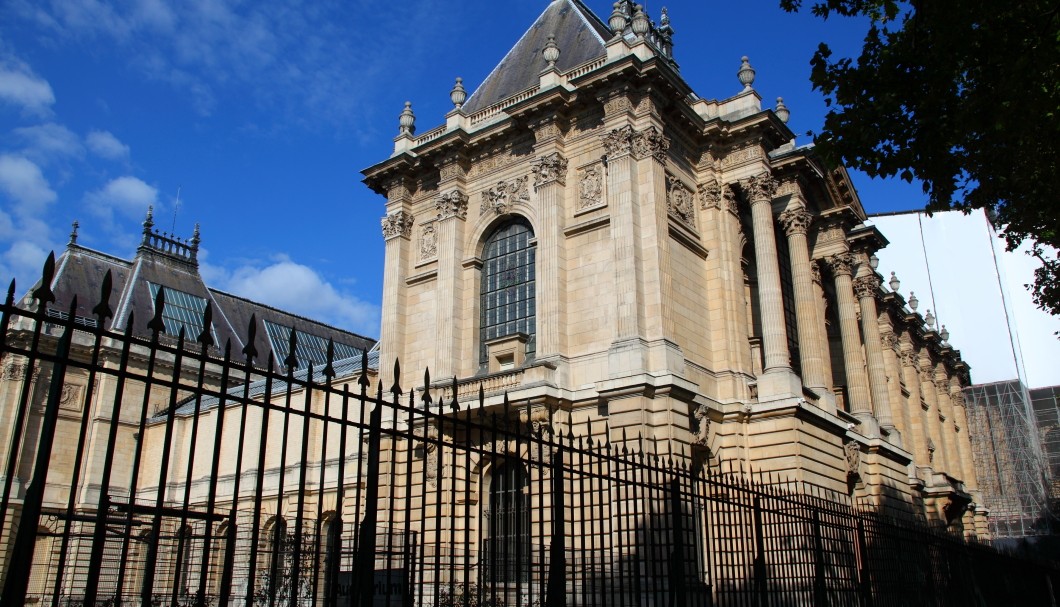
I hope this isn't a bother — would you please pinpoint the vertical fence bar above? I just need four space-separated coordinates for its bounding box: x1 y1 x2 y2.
356 361 387 607
546 442 566 607
0 297 76 606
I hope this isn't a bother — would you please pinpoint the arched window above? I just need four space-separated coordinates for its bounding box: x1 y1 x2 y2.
484 461 530 583
480 218 536 369
263 517 288 601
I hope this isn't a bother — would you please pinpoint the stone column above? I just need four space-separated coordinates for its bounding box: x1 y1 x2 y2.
810 261 835 390
701 181 753 375
919 355 948 472
827 253 874 430
380 207 414 385
778 207 827 391
880 330 909 445
949 379 978 489
853 274 896 438
934 366 961 479
433 189 468 379
742 172 789 373
531 148 568 360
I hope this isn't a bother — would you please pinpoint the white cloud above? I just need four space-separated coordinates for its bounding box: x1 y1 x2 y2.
13 123 83 163
85 130 130 160
212 256 380 335
0 154 57 214
0 60 55 115
85 176 158 220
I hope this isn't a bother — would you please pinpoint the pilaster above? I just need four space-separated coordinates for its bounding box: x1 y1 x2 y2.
949 377 978 490
933 365 960 480
701 181 753 379
433 156 469 378
530 117 569 362
899 343 931 471
380 186 415 386
919 354 948 473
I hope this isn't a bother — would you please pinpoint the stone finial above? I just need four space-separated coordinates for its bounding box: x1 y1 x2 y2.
450 78 467 109
69 220 79 245
631 4 650 37
775 97 789 123
925 309 935 330
908 291 918 311
738 56 756 91
542 35 560 68
940 325 950 343
889 271 900 292
609 2 628 34
141 206 154 245
398 101 416 136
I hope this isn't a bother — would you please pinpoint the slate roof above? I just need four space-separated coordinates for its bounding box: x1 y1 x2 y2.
27 234 376 366
461 0 612 114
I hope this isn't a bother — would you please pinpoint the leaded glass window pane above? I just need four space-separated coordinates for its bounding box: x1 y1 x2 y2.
264 320 362 370
147 283 212 340
480 218 536 365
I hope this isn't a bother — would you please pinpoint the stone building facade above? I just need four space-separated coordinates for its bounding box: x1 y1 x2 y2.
362 0 984 533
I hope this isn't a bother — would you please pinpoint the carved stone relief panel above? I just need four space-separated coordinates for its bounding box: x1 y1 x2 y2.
577 163 605 210
59 383 84 413
720 142 763 169
480 177 529 216
419 223 437 261
666 173 696 229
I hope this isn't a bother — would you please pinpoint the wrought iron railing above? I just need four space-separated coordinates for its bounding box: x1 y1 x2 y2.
2 256 1059 607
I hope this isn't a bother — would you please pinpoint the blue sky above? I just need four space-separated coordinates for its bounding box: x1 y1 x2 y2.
0 0 929 337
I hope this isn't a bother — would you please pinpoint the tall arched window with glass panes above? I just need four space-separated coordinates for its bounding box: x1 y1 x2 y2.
480 218 536 369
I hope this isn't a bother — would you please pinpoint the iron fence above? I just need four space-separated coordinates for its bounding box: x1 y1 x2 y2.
0 258 1058 607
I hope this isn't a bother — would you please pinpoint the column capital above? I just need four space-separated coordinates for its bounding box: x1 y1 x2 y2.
853 275 881 300
826 252 856 277
741 172 777 204
778 207 812 237
436 190 469 221
602 125 635 158
699 179 738 215
631 125 670 162
381 210 414 240
532 152 568 189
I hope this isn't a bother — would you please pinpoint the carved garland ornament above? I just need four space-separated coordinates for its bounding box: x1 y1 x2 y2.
578 164 604 209
666 174 696 229
381 210 414 240
480 177 529 216
531 153 568 189
436 190 469 221
692 404 711 448
844 440 861 478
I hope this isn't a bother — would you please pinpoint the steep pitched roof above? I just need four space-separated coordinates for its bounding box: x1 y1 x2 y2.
462 0 611 114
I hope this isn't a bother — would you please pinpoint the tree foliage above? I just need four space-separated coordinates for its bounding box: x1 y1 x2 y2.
782 0 1060 318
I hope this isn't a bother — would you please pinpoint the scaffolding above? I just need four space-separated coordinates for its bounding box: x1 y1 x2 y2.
965 380 1052 538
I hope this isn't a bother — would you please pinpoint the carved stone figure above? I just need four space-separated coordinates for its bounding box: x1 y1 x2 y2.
666 174 695 228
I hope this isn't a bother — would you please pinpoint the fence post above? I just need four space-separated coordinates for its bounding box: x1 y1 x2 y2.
669 476 687 607
855 517 873 607
0 299 76 606
545 447 566 607
357 366 389 607
812 510 827 606
753 494 767 607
